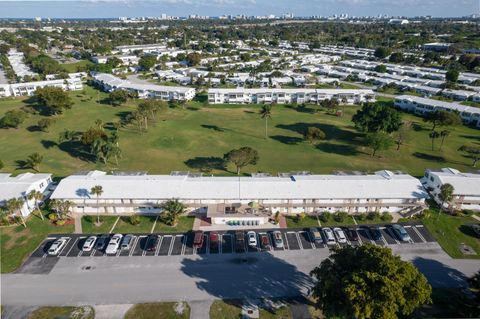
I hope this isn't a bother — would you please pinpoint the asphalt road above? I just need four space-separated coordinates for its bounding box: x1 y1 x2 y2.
1 242 479 307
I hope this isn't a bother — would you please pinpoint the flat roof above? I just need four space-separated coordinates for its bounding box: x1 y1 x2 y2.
395 95 480 114
0 173 52 202
208 88 374 95
51 170 427 201
427 168 480 195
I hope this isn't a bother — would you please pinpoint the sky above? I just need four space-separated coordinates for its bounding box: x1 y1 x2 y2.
0 0 478 19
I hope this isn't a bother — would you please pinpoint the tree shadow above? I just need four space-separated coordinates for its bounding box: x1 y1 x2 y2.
270 135 303 145
184 156 226 173
27 125 42 132
200 124 228 132
57 141 95 162
458 224 480 239
412 122 429 132
412 152 446 163
412 257 469 288
284 104 317 114
15 160 29 170
460 135 480 141
316 143 359 156
276 122 361 143
243 110 256 114
41 140 57 149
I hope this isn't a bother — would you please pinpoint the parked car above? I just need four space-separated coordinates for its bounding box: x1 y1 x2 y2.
247 231 257 247
82 236 97 252
193 231 204 249
96 235 108 251
322 227 336 245
48 238 68 255
391 224 411 242
259 233 270 250
146 234 159 251
333 227 347 244
342 227 359 241
209 232 219 249
106 234 123 254
272 231 284 248
235 231 246 252
309 227 322 243
368 227 383 241
121 234 135 250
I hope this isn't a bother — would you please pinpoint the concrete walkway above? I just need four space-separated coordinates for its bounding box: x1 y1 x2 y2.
73 214 82 234
94 304 132 319
189 300 212 319
472 214 480 222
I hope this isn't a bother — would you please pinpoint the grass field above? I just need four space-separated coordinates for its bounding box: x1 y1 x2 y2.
154 216 195 233
124 302 190 319
60 60 93 73
209 300 293 319
81 215 119 234
27 306 94 319
1 85 479 179
111 215 157 233
0 211 74 273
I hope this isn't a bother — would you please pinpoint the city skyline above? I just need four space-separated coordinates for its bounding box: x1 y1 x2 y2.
0 0 478 19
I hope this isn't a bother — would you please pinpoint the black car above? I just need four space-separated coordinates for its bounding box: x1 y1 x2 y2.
145 235 159 251
368 227 383 241
342 227 359 241
96 235 108 250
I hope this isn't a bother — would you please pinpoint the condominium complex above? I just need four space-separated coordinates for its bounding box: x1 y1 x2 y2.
50 170 427 225
92 73 196 101
0 173 53 217
422 168 480 211
207 88 375 104
394 95 480 127
0 78 83 98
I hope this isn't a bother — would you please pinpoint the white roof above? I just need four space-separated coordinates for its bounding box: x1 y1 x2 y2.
395 95 480 114
427 168 480 196
50 170 427 201
208 88 374 95
93 73 194 94
0 173 52 202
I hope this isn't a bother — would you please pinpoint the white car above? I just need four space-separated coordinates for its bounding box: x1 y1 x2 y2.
247 231 257 247
322 228 336 246
82 236 97 252
105 234 123 255
333 227 347 244
48 238 68 255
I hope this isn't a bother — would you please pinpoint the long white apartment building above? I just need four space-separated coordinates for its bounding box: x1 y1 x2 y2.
422 168 480 211
50 170 427 225
0 173 53 217
115 44 167 54
208 88 375 105
394 95 480 128
92 73 195 101
0 78 83 98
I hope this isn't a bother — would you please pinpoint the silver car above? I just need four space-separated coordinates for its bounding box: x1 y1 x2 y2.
121 234 135 250
106 234 123 254
82 236 97 252
391 224 411 242
272 231 284 248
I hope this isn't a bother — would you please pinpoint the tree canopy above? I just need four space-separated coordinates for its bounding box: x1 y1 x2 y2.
0 110 27 129
365 132 393 157
423 110 461 131
34 87 73 115
304 127 326 144
138 55 157 70
310 244 432 319
223 146 259 175
374 47 391 59
352 103 402 133
459 145 480 167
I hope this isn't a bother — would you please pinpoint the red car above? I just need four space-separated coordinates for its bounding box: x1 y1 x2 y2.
210 232 219 248
193 231 204 248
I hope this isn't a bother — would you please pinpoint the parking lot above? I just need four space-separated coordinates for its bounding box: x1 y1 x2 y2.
29 222 436 261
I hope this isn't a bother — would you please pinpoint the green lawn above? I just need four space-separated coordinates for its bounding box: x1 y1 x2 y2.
286 214 389 228
1 85 479 178
27 306 94 319
0 211 74 273
422 213 480 259
124 302 190 319
154 216 195 233
60 60 93 73
81 215 119 234
286 215 320 228
112 215 157 234
412 288 479 318
209 300 293 319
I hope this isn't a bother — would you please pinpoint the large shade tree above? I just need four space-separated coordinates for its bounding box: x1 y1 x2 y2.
352 103 402 133
223 147 259 175
310 244 432 319
34 87 73 115
423 110 461 132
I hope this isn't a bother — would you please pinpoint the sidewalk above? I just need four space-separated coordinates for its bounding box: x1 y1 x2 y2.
73 213 82 234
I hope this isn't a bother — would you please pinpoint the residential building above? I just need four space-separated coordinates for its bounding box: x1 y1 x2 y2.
115 44 167 54
208 88 375 104
50 170 428 225
0 78 83 97
0 173 53 217
92 73 196 101
394 95 480 127
422 168 480 211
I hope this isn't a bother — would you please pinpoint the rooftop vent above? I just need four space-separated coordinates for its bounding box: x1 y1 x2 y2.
170 171 189 176
111 171 147 176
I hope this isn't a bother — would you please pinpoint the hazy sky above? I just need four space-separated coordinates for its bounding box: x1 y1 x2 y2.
0 0 478 18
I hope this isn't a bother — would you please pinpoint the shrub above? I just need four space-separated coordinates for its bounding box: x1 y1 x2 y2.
130 215 141 225
298 212 306 220
274 211 280 224
367 211 380 221
334 211 348 223
461 209 474 216
56 219 66 226
355 213 366 221
319 212 331 223
48 213 56 220
380 212 393 222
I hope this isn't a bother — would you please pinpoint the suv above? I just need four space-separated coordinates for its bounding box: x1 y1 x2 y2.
309 227 322 243
272 231 284 248
48 238 67 255
146 234 159 251
106 234 123 254
121 234 135 250
391 224 411 242
322 227 336 246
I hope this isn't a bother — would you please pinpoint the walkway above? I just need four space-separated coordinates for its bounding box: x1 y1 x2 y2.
73 214 82 234
189 300 212 319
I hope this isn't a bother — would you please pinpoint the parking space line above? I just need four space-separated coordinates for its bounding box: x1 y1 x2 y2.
90 248 96 257
155 236 163 256
142 236 151 256
57 237 72 257
355 229 363 246
181 235 187 255
306 232 316 249
415 224 424 228
219 234 223 254
385 228 400 245
167 235 175 256
296 232 304 250
284 232 291 250
129 236 139 257
412 226 426 243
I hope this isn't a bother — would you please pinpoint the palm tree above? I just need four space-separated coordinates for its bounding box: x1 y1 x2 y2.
50 199 74 220
26 153 43 172
95 119 105 130
6 197 26 227
429 131 440 151
27 190 44 220
90 185 104 224
439 130 450 151
160 199 186 226
439 183 454 213
260 104 273 139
